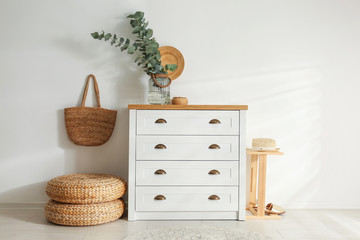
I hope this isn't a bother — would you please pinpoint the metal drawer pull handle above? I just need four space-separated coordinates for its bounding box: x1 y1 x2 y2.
208 169 220 175
209 119 221 124
154 169 167 175
154 195 166 200
155 118 167 124
208 195 220 200
208 144 221 149
154 144 167 149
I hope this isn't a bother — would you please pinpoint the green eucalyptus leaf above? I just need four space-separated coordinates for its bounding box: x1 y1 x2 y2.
144 54 153 61
110 34 117 45
127 14 134 18
167 64 178 72
146 29 153 38
146 47 158 54
120 45 128 51
127 45 136 54
98 31 105 40
115 37 124 47
132 26 141 34
121 39 130 51
148 41 159 49
133 11 144 20
91 32 99 39
104 33 112 41
130 19 138 28
150 59 158 67
154 64 161 73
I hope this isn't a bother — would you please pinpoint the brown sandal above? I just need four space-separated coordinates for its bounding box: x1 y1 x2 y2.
252 203 286 215
266 203 286 215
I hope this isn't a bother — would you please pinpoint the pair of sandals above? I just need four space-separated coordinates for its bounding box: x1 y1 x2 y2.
253 203 286 215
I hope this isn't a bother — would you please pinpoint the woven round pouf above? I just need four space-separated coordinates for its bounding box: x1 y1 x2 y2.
45 199 125 226
46 173 127 204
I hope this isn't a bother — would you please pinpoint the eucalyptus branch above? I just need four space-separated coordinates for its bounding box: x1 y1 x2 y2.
91 11 177 75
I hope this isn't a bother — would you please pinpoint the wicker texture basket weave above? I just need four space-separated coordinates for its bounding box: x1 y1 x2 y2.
45 199 125 226
46 173 127 204
64 74 117 146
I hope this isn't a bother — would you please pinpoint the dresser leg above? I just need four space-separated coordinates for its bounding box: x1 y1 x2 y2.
257 155 267 216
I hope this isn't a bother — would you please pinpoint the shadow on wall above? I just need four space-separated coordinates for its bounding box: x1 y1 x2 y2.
0 182 48 204
56 101 132 202
246 68 323 209
57 109 128 175
180 67 324 209
53 18 148 202
244 68 323 209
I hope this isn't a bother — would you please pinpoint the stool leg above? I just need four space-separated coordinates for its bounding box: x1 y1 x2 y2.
257 154 267 216
249 154 258 207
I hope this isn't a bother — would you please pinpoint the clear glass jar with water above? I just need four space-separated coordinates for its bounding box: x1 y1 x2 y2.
148 77 170 105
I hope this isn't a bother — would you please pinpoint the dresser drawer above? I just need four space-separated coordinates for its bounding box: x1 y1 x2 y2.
136 187 238 212
136 161 238 186
137 110 239 135
136 136 239 160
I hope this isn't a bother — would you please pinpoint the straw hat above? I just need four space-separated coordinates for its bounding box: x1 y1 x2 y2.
250 138 277 151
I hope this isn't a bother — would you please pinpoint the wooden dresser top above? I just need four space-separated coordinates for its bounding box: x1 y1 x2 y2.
128 104 248 110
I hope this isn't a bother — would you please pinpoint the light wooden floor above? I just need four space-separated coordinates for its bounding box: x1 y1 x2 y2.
0 207 359 240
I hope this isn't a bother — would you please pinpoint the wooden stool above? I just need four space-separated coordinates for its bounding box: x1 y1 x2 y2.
246 149 284 220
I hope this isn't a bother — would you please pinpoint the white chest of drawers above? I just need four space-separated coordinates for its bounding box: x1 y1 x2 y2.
128 105 248 220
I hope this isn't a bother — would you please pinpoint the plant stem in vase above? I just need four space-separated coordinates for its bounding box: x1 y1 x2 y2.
91 11 177 105
148 74 171 104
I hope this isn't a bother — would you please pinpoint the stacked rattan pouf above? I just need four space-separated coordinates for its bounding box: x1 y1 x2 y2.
45 173 127 226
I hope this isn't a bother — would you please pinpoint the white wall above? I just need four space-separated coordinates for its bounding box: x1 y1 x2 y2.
0 0 359 208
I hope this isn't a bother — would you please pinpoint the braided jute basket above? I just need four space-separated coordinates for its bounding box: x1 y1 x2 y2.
65 74 117 146
46 173 127 204
45 199 125 226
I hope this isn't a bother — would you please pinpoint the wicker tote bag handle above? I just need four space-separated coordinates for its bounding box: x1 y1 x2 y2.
81 74 101 108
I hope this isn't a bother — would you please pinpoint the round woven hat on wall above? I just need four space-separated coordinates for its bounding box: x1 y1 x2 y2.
45 199 125 226
46 173 127 204
159 46 185 80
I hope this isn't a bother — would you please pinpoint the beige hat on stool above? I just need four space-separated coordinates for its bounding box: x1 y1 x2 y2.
251 138 278 151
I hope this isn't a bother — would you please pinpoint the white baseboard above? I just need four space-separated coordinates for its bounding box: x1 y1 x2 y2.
0 201 358 210
283 201 360 209
0 203 45 209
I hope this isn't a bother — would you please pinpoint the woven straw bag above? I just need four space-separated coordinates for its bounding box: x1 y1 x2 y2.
64 74 117 146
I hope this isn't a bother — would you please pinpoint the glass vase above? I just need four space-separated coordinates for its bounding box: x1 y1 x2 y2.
148 76 170 105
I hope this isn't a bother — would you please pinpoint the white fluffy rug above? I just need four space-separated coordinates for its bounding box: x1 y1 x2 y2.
123 226 271 240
